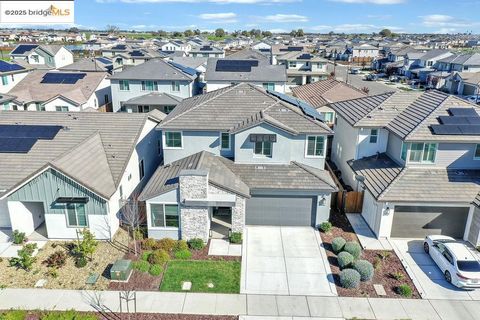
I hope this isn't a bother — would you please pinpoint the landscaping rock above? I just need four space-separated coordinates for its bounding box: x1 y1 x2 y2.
182 281 192 291
207 282 214 288
34 279 47 288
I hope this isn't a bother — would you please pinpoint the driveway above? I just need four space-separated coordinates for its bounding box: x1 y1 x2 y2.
240 226 336 296
390 239 480 300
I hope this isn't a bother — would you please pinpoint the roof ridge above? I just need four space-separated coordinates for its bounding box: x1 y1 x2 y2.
292 161 338 190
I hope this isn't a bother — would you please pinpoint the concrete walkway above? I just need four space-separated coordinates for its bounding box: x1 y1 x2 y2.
2 288 480 320
346 213 392 250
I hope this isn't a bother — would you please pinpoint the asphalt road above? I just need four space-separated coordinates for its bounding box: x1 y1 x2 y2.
326 62 397 96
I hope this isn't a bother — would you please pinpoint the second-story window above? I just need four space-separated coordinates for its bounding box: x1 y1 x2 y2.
171 81 180 92
474 144 480 160
401 142 408 161
288 61 297 68
369 129 378 143
1 75 8 86
262 83 275 91
220 132 230 150
306 136 325 157
32 55 39 63
254 141 272 157
119 80 130 91
142 80 158 91
409 142 437 164
165 131 182 148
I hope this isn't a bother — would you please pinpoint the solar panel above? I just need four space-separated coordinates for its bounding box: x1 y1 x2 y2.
112 44 126 50
10 44 38 55
439 116 480 125
0 60 25 72
200 46 213 51
287 46 303 51
431 124 480 135
130 50 145 57
41 73 86 84
0 137 37 153
298 54 313 60
267 90 324 122
215 60 259 72
449 108 478 117
0 124 62 140
96 57 112 65
169 61 197 76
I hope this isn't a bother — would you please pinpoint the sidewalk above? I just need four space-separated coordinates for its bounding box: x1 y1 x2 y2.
1 288 480 320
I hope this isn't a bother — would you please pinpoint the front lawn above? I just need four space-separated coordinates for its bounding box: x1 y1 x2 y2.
160 260 241 293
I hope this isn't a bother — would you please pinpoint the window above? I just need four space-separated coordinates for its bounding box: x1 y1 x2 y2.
171 81 180 92
1 75 8 86
306 136 325 157
32 55 39 63
408 142 437 163
35 103 45 111
369 129 378 143
262 83 275 91
474 144 480 160
104 94 109 104
139 159 145 180
164 105 175 114
165 131 182 148
141 80 158 91
401 142 408 161
2 102 9 110
323 112 334 123
288 61 297 68
119 185 123 199
150 204 179 228
138 105 150 113
220 132 230 149
66 204 87 227
55 106 69 112
119 80 130 91
254 141 272 157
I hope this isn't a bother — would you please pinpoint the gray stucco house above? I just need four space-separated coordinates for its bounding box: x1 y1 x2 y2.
139 83 337 242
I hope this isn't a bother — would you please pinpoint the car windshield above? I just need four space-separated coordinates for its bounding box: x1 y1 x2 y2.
457 260 480 272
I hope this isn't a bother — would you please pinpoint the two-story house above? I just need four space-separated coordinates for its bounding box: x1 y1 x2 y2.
277 52 328 88
188 45 225 58
330 90 480 246
0 60 31 94
0 111 163 240
139 83 337 241
402 50 452 82
435 53 480 74
110 59 198 112
10 44 74 69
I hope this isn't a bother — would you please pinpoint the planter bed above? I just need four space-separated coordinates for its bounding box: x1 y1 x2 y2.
321 210 420 298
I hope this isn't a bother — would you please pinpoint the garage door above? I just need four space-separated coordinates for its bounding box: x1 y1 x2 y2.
246 195 315 226
391 206 469 238
463 84 477 96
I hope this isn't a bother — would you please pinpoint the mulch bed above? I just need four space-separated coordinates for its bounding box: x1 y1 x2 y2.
321 210 421 298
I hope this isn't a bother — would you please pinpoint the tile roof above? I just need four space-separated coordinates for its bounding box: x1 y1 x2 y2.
59 58 111 72
205 58 286 82
123 92 183 106
225 48 270 64
109 58 196 81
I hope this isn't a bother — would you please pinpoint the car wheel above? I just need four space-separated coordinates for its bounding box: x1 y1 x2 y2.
423 242 429 254
445 271 452 283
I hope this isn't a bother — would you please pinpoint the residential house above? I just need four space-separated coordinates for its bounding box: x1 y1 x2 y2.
59 57 113 73
443 72 480 96
270 45 309 65
139 83 337 241
109 59 198 112
111 49 163 72
9 44 74 69
121 92 183 114
401 49 452 82
188 45 225 58
0 111 163 240
0 60 31 94
436 53 480 73
225 48 271 65
251 41 272 52
330 90 480 245
7 70 111 112
159 40 191 55
277 52 328 88
350 44 379 63
205 58 287 93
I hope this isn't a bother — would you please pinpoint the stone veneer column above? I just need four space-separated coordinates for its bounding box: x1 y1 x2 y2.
231 196 245 233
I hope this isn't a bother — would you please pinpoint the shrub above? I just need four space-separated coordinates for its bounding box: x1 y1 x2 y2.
339 268 361 289
43 250 67 268
142 238 156 250
141 250 152 261
41 310 97 320
332 237 346 254
337 251 354 269
188 238 205 250
174 240 189 252
344 241 362 259
75 255 87 268
133 228 145 241
155 238 177 252
319 221 332 233
390 271 405 281
229 232 242 244
0 310 27 320
174 249 192 260
9 243 37 271
378 250 391 260
148 249 170 265
11 230 26 245
373 257 382 270
47 267 59 279
133 260 150 273
149 264 163 276
75 229 98 261
353 260 374 281
396 284 413 297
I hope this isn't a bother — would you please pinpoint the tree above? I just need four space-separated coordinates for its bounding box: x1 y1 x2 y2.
156 30 168 38
379 28 392 37
194 29 201 35
68 27 79 33
106 25 119 34
215 28 226 38
184 29 193 37
262 31 272 38
173 31 183 38
241 30 249 37
297 29 304 37
122 196 144 256
76 228 98 261
290 30 297 37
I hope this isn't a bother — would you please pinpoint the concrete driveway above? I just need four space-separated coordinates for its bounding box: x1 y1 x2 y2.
240 226 336 296
390 239 480 300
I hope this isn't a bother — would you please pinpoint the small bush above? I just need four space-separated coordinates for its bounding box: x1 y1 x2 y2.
174 249 192 260
378 250 391 260
344 241 362 259
373 257 382 270
43 250 67 268
133 228 145 241
148 249 170 265
0 310 27 320
149 264 163 276
188 238 205 250
47 267 59 279
332 237 346 254
229 232 242 244
75 255 87 268
391 271 405 281
396 284 413 297
155 238 177 252
133 260 150 273
41 310 97 320
11 230 26 245
337 251 354 269
75 229 98 261
339 268 361 289
141 250 152 261
319 221 332 233
142 238 156 250
9 243 37 271
174 240 189 252
353 260 374 281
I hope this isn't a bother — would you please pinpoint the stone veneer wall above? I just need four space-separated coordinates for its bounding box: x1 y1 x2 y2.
179 173 209 241
179 174 208 200
209 184 246 233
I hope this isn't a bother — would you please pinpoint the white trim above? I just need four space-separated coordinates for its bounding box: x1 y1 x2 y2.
369 128 378 144
406 142 438 165
464 206 474 241
163 130 184 149
304 135 326 159
65 203 89 228
253 140 273 158
148 202 180 229
219 132 231 150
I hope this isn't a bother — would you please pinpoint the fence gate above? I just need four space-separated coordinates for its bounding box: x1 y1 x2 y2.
343 191 364 213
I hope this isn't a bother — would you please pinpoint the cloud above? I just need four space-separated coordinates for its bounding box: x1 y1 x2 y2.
198 12 238 23
258 14 308 23
330 0 404 4
97 0 300 3
420 14 480 31
366 14 392 20
309 23 404 33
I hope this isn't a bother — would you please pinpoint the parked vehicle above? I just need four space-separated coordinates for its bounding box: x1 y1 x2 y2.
365 73 385 81
424 235 480 289
463 95 480 104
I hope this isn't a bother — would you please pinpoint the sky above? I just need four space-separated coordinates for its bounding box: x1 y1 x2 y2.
71 0 480 34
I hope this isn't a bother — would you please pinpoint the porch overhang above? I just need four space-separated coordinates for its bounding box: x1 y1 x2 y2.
182 193 236 207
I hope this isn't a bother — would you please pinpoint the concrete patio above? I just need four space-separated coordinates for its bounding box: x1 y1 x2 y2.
208 238 242 256
240 226 336 296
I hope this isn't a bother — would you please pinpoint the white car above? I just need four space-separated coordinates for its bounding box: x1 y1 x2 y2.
424 235 480 289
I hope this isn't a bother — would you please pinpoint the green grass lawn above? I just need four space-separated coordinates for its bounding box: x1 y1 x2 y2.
160 260 241 293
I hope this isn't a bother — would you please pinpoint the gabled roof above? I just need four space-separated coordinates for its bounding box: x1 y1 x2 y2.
124 92 182 106
291 79 367 108
59 58 112 72
438 53 480 66
205 58 286 82
225 48 270 65
159 83 332 135
109 58 196 81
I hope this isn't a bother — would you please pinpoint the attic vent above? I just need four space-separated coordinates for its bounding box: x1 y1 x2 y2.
378 107 384 111
187 162 194 168
279 108 289 112
366 115 372 118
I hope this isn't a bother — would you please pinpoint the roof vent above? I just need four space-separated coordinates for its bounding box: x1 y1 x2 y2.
63 126 70 131
454 170 467 176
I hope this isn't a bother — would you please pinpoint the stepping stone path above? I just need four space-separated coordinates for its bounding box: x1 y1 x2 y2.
374 284 387 296
182 281 192 291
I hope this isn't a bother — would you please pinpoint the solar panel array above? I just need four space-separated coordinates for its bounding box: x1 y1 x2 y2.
10 44 38 55
215 60 259 72
41 72 87 84
431 108 480 135
267 90 324 122
298 53 313 60
280 46 303 52
130 50 145 57
0 60 25 72
95 57 112 65
112 44 126 50
200 46 213 51
169 61 197 76
0 124 62 153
